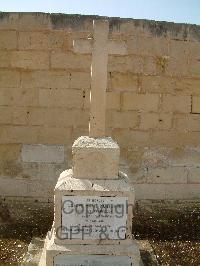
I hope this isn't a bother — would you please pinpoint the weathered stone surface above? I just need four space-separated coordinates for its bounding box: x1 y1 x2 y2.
72 136 120 179
122 93 159 112
162 95 191 113
0 177 56 198
11 51 49 69
22 144 65 163
0 70 20 88
22 162 65 181
146 167 188 184
169 147 200 167
134 183 200 200
187 167 200 183
0 30 17 49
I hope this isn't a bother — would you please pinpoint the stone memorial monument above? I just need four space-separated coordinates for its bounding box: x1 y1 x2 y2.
39 19 140 266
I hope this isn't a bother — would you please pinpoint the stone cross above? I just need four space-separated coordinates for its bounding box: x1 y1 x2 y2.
74 20 127 138
90 20 109 138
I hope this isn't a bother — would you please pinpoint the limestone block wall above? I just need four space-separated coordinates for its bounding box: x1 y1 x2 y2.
0 13 200 201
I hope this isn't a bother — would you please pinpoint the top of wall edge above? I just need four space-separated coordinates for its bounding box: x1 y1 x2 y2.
0 12 199 41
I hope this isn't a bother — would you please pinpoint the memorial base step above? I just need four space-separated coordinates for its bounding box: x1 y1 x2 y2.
39 232 141 266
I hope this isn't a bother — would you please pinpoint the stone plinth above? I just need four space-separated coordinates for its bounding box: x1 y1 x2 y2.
53 169 135 245
72 136 120 179
39 233 141 266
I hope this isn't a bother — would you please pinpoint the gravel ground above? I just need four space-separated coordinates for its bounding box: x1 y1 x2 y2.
0 202 53 266
133 201 200 266
0 200 199 265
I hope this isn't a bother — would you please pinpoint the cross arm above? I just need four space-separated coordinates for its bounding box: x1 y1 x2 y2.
73 39 127 55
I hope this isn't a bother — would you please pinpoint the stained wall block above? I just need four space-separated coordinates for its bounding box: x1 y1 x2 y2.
21 144 65 163
192 96 200 114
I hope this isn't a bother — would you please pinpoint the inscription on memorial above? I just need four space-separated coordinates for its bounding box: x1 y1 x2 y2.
60 195 128 240
54 254 132 266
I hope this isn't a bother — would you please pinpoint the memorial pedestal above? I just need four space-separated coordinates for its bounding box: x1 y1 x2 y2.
39 136 141 265
54 169 134 245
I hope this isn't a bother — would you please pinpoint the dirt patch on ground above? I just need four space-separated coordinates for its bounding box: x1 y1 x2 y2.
0 200 199 265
